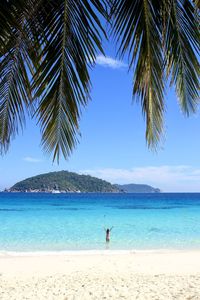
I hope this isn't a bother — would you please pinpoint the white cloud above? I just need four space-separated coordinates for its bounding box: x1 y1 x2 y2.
23 156 43 163
95 55 127 69
79 165 200 192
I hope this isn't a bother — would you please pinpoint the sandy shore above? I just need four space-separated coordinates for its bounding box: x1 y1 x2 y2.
0 250 200 299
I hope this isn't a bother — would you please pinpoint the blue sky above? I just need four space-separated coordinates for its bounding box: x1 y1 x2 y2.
0 41 200 192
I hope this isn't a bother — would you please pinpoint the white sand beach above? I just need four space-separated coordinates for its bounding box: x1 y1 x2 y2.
0 250 200 299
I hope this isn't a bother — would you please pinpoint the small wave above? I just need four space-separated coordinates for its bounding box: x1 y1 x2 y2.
148 227 161 233
57 208 79 211
0 249 184 257
110 205 186 210
0 208 25 212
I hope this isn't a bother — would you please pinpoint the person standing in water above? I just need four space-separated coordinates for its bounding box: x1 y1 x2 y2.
104 227 113 243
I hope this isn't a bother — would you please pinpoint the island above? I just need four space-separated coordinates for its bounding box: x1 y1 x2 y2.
115 184 160 193
8 171 118 193
6 171 161 193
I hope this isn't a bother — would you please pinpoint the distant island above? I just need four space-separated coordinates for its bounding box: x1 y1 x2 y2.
8 171 118 193
6 171 160 193
115 184 160 193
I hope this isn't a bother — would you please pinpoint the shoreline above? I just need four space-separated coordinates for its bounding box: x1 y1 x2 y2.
1 250 200 274
1 248 200 257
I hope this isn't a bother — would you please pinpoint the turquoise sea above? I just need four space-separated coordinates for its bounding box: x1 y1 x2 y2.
0 192 200 252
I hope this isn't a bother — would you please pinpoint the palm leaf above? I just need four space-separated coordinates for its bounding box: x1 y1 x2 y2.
111 0 164 147
0 1 33 153
32 0 107 162
194 0 200 9
164 0 199 115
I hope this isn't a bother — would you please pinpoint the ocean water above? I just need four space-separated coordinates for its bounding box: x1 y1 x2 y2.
0 192 200 252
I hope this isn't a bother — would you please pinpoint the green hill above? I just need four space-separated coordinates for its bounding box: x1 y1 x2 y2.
9 171 161 193
10 171 119 193
115 184 160 193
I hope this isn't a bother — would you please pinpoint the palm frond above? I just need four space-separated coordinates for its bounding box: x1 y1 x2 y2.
32 0 107 162
194 0 200 9
0 2 33 153
164 0 200 115
0 0 198 157
111 0 164 147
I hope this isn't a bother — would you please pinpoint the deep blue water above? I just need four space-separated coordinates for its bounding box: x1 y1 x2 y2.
0 192 200 251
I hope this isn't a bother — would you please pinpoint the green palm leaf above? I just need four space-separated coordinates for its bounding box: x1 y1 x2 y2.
111 0 199 147
111 0 165 147
164 0 200 115
0 1 33 153
32 0 107 162
0 0 107 160
0 0 199 159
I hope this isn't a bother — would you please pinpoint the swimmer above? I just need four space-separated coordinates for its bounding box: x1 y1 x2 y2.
104 227 113 242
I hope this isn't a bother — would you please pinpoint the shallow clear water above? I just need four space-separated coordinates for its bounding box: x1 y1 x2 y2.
0 192 200 251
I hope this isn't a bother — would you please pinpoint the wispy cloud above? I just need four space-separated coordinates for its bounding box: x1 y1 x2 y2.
79 165 200 192
95 55 127 69
23 156 43 163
